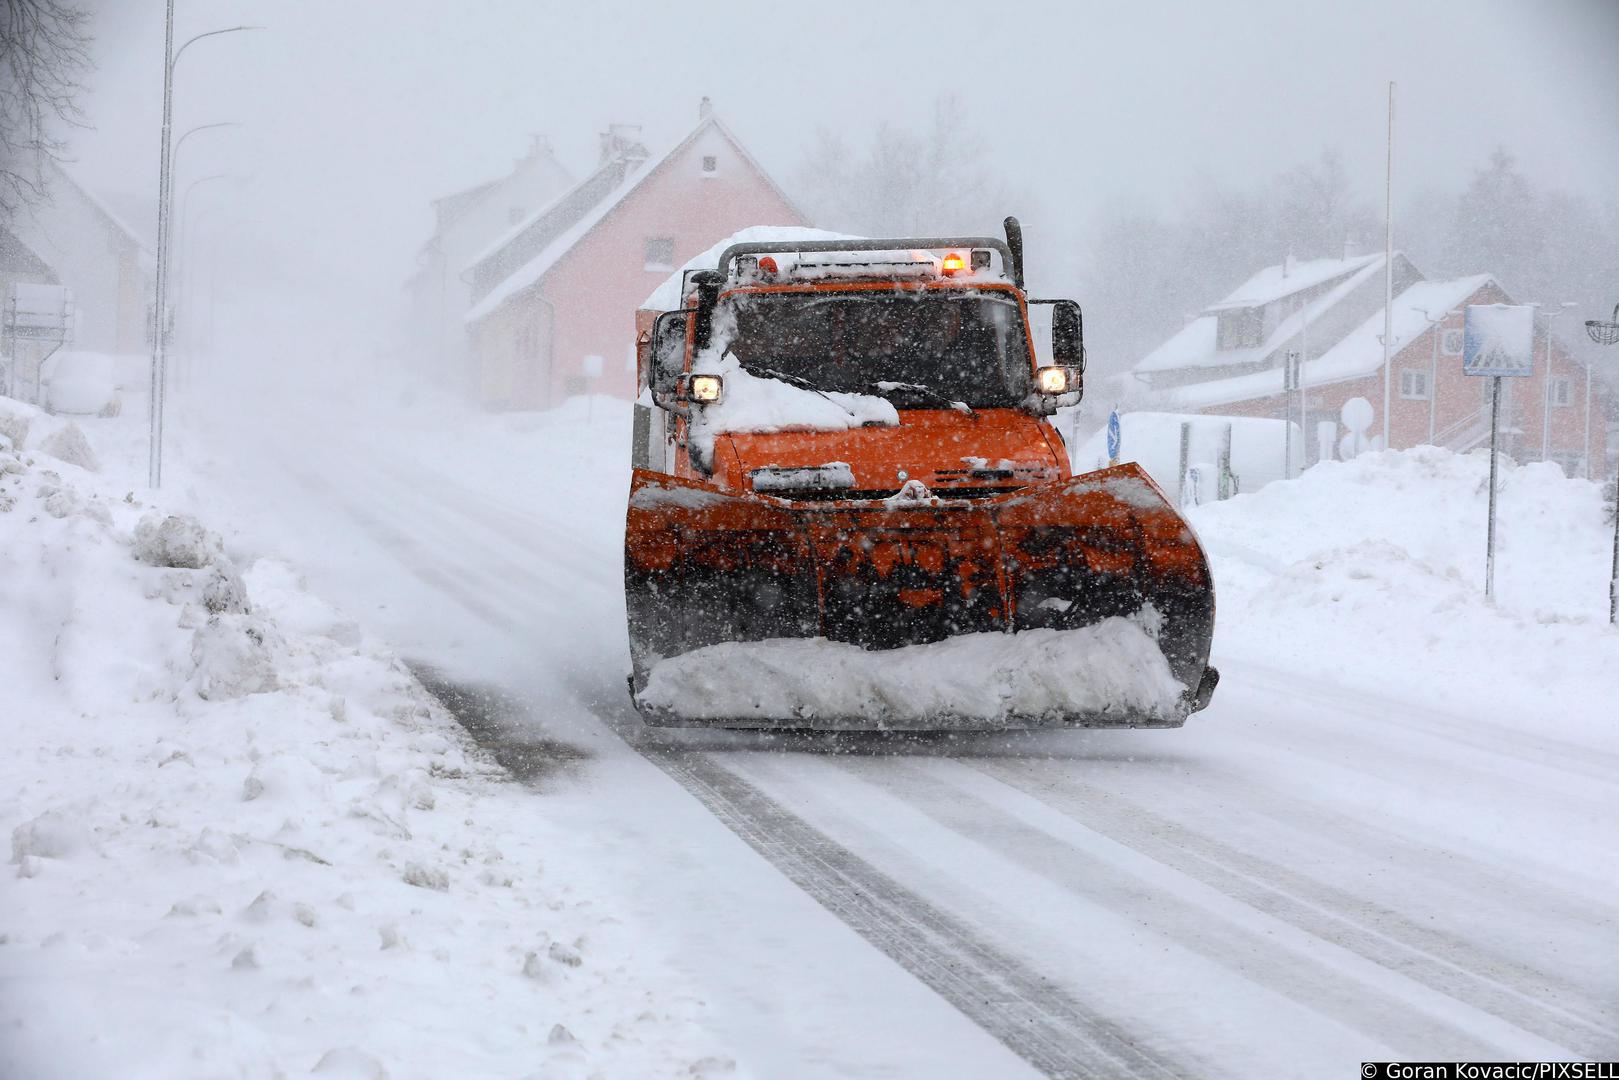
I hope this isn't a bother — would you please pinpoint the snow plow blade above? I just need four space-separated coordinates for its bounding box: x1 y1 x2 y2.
624 464 1217 731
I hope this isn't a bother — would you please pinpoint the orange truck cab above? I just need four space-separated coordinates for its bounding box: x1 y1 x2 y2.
624 219 1217 731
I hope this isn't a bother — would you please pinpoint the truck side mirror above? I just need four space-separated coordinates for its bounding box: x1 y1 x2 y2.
1052 299 1085 369
690 270 723 352
650 310 690 412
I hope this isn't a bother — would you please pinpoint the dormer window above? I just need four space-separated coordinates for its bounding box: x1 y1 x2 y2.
1215 307 1263 350
701 154 718 176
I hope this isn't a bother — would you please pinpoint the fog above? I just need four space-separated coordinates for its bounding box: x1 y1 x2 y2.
10 5 1619 1073
71 0 1619 377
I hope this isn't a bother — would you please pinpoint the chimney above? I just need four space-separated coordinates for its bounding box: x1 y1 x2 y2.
519 134 551 167
699 96 714 120
599 123 647 165
1342 235 1360 260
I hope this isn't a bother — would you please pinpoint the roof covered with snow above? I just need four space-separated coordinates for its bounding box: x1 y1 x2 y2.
466 113 802 325
1160 274 1497 410
1137 255 1388 375
1207 252 1383 312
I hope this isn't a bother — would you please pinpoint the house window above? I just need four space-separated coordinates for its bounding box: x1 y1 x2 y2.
644 237 675 272
1442 328 1464 355
1399 369 1429 400
1215 307 1263 350
1548 376 1572 407
701 154 718 175
508 206 525 225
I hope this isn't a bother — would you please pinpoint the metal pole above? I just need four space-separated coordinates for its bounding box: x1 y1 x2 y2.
147 0 176 488
1178 421 1192 505
172 173 229 379
1283 352 1294 480
1610 467 1618 624
1585 361 1593 479
1486 375 1501 603
1381 81 1396 452
1300 316 1310 468
1541 315 1554 463
147 25 260 488
1428 314 1440 444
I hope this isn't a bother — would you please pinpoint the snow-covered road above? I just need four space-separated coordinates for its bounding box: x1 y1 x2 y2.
163 384 1618 1077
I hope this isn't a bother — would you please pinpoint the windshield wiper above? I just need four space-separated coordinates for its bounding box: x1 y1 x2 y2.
868 381 977 418
741 361 859 419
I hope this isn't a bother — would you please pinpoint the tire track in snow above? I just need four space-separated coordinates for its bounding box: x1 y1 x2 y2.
972 759 1619 1058
623 740 1201 1080
1234 660 1619 783
821 756 1507 1058
366 458 613 588
276 461 523 632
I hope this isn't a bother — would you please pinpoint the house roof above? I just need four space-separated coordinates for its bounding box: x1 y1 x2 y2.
1137 254 1389 375
465 112 803 325
0 224 55 277
1207 252 1383 312
1161 274 1498 411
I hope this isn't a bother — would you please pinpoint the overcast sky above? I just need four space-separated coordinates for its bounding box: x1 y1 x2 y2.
72 0 1619 351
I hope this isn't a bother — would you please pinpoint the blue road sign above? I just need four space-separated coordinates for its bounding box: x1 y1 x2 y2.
1106 409 1121 464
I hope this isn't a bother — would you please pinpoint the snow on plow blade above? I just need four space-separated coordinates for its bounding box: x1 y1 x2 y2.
624 464 1217 730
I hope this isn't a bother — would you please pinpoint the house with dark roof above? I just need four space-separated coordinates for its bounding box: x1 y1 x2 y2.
407 136 574 377
464 99 809 409
1131 252 1610 474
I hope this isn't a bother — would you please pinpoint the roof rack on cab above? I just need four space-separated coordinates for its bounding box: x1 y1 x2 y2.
715 235 1014 283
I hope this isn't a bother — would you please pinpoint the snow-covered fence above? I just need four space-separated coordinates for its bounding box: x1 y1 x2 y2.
1072 411 1302 504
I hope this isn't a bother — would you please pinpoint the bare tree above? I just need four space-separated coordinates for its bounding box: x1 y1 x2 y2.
0 0 93 215
793 95 1022 238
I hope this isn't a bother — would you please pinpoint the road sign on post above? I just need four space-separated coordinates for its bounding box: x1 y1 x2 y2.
1106 408 1121 467
1464 304 1535 603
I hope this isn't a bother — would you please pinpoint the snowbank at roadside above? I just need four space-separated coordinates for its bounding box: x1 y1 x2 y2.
0 398 725 1078
1190 446 1619 744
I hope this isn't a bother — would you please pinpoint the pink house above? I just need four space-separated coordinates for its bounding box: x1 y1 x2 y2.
1133 253 1612 476
464 100 808 409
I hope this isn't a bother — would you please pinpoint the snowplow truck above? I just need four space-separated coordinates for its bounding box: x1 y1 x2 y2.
625 218 1217 730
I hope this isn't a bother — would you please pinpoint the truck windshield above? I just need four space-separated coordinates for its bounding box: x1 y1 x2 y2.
717 290 1032 407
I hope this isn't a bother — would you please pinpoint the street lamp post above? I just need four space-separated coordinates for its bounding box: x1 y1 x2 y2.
147 6 263 488
1534 302 1577 467
172 121 240 174
173 174 231 384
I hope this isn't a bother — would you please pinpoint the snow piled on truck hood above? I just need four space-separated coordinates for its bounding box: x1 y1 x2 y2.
640 616 1185 727
686 350 898 468
0 399 725 1078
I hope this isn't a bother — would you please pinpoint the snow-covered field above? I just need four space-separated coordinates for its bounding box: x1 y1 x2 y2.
4 371 1616 1077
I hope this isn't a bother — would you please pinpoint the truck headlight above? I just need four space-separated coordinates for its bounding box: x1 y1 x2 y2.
1036 366 1070 394
688 374 724 404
